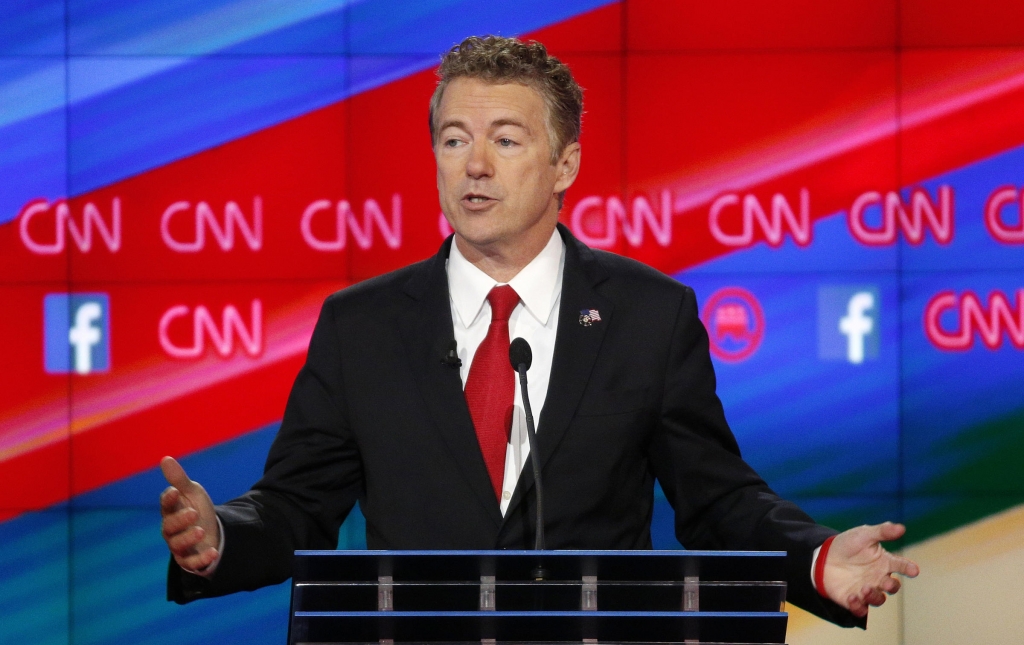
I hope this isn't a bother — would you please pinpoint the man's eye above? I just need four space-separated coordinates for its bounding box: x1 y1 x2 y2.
444 139 461 147
498 138 515 147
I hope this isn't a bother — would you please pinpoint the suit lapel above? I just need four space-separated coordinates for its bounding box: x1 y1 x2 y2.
503 225 613 522
397 237 503 528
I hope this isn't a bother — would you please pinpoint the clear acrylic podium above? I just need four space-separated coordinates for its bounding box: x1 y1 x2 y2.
289 550 789 644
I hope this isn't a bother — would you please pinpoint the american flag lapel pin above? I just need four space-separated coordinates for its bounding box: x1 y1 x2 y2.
579 308 601 327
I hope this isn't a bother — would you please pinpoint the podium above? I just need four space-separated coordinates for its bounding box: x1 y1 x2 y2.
289 550 789 644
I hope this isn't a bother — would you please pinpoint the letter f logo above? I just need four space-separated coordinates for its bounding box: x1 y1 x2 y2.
839 292 876 364
817 286 881 364
69 302 103 373
44 294 111 375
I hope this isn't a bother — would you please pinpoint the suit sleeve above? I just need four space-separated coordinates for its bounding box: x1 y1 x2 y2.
647 286 865 628
168 296 364 603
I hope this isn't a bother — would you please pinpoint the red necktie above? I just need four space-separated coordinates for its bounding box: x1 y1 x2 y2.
464 285 520 500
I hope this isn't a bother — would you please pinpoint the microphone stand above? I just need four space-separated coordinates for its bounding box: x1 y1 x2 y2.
510 337 547 582
515 364 545 554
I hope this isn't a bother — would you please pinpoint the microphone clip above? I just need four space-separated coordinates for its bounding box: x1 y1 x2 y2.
442 340 462 368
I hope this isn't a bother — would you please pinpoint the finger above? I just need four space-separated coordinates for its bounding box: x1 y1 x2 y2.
847 594 868 618
861 585 886 607
160 456 194 494
889 554 920 578
875 521 906 543
178 547 219 573
159 486 182 513
161 507 199 537
166 525 205 556
881 576 901 595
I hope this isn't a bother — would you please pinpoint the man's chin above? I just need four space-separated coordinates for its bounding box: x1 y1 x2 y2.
453 229 506 253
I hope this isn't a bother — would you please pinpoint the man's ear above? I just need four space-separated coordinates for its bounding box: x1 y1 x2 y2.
553 141 581 194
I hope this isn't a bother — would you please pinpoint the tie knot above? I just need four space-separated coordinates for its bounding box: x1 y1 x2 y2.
487 285 520 323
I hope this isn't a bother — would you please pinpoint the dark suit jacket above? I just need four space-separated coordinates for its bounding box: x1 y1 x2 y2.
169 224 862 627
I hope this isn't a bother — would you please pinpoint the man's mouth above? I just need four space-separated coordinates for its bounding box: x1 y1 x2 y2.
461 193 497 209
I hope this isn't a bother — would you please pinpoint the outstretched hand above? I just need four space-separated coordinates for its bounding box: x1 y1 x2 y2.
823 522 920 617
159 456 220 574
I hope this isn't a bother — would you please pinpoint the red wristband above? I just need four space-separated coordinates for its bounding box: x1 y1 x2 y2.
814 535 836 598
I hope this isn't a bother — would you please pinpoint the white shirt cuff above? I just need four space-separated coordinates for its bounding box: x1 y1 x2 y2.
810 544 822 593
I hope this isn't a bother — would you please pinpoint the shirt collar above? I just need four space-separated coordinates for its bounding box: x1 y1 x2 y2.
447 228 564 328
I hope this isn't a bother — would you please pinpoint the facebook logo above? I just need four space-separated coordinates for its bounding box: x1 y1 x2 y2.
44 293 111 374
818 286 879 364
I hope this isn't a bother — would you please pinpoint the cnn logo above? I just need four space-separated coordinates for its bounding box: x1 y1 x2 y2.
159 300 263 359
18 198 121 254
161 198 262 252
924 289 1024 351
847 186 953 245
709 189 811 248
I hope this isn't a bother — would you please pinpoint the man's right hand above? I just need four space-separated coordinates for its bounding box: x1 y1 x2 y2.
160 456 220 573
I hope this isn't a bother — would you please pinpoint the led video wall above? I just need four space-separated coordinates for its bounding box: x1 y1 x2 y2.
2 1 1024 644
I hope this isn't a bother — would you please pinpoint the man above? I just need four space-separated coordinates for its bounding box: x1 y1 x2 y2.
160 35 917 627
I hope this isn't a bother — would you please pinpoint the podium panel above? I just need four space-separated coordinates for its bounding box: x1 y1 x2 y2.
290 551 789 644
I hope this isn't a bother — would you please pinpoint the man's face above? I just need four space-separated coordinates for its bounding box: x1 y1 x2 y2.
434 77 579 254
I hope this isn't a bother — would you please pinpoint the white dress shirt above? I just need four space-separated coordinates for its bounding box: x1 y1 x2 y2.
447 229 565 516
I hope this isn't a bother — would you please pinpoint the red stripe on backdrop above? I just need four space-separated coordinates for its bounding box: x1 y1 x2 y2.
611 50 1024 271
0 282 338 511
901 50 1024 182
619 51 900 269
0 441 68 522
0 352 302 520
0 100 351 284
0 4 631 518
6 17 1024 284
4 3 1024 515
69 350 305 497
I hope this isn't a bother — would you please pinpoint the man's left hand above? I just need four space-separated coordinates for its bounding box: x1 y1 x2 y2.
823 521 920 617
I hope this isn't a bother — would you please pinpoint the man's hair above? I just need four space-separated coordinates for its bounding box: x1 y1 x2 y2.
429 35 583 164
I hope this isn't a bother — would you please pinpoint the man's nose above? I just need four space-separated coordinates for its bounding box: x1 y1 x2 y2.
465 142 494 179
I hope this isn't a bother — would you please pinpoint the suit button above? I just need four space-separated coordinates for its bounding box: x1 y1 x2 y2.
502 491 511 500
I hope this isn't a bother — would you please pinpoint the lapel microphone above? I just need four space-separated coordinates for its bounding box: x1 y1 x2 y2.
509 338 546 564
442 340 462 368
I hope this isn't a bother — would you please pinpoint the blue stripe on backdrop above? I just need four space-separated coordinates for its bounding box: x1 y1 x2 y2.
216 7 349 56
73 421 368 550
680 140 1024 501
652 493 905 546
346 0 617 55
687 141 1024 275
65 56 350 195
0 1 66 56
791 496 903 531
70 507 290 645
0 57 67 132
0 438 879 643
899 142 1024 271
675 272 901 498
0 59 67 227
0 100 68 226
64 0 614 56
0 511 70 645
684 207 899 274
0 423 367 645
901 271 1024 493
0 0 613 198
66 0 351 56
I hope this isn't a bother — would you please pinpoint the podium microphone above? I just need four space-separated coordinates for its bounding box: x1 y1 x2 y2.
509 338 545 558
